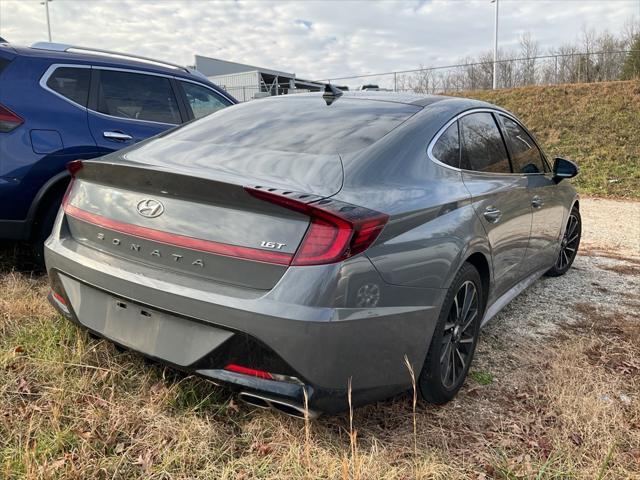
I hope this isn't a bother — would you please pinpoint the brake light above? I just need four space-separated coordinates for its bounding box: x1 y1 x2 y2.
245 186 389 266
66 160 84 177
0 103 23 132
224 364 274 380
61 161 83 208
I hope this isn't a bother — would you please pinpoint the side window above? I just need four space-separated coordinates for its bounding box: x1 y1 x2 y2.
459 112 511 174
180 81 231 119
431 121 460 168
500 115 546 174
46 67 90 106
97 70 181 124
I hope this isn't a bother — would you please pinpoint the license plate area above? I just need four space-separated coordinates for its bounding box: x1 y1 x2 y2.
58 274 234 367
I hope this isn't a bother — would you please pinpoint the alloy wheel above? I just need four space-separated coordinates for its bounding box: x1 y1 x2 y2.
556 213 580 270
440 280 478 389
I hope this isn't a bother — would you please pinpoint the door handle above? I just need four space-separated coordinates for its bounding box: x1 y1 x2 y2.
103 131 133 142
483 206 502 223
531 195 544 209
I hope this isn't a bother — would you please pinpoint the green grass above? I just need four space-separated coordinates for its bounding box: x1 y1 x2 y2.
451 80 640 198
469 370 494 385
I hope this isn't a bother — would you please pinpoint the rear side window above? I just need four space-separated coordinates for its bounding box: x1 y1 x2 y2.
46 67 90 106
459 112 511 174
180 81 231 119
499 115 546 174
431 121 460 168
97 70 181 124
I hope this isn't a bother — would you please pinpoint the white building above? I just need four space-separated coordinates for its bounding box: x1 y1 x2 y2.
194 55 324 102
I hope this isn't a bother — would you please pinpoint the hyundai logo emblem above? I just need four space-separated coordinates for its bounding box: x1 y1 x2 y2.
136 198 164 218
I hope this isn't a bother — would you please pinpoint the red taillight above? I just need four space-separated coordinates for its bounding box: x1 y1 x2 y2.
66 160 84 177
0 103 23 133
224 364 274 380
61 160 83 207
245 186 389 266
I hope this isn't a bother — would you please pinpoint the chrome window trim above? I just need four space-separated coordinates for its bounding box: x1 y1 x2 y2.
39 63 91 112
427 107 548 177
39 64 233 126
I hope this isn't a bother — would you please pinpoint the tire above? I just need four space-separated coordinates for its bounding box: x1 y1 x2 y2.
31 194 64 265
419 263 484 404
545 207 581 277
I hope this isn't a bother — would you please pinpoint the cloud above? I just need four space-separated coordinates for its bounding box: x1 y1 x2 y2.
0 0 636 86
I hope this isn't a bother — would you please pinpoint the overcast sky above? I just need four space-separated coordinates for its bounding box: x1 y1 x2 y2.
1 0 638 81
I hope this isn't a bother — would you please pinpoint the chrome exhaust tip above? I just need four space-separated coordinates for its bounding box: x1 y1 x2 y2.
238 391 320 419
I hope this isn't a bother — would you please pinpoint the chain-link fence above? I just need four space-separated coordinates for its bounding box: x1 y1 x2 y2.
319 50 639 94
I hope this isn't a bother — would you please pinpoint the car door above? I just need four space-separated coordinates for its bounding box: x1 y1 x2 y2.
87 68 183 154
458 111 533 300
497 114 565 273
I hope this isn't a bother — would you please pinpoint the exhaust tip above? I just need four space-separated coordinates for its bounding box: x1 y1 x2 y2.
238 391 319 420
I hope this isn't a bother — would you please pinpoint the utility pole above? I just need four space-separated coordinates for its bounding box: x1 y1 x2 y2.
42 0 52 42
492 0 499 89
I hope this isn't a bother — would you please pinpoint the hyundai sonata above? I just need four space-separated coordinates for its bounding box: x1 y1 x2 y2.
45 88 580 417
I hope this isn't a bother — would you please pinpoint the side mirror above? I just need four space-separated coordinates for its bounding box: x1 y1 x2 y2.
553 157 579 182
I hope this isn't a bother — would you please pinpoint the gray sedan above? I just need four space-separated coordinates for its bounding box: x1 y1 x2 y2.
45 89 580 417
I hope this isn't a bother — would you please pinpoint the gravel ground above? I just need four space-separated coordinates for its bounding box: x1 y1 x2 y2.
477 195 640 344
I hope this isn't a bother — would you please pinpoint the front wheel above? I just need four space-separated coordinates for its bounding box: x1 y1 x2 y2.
545 207 581 277
419 263 484 404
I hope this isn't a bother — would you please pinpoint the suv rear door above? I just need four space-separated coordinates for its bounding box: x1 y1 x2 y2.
458 111 532 300
87 68 184 153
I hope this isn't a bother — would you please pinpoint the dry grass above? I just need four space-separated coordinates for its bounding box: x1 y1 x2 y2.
1 243 639 478
451 80 640 198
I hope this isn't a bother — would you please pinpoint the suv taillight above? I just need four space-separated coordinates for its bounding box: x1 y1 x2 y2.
245 186 389 266
0 103 23 132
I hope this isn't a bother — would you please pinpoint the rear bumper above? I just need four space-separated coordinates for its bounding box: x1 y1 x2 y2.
45 224 444 413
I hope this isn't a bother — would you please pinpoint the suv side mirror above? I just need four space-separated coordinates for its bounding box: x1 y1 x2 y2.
553 157 579 182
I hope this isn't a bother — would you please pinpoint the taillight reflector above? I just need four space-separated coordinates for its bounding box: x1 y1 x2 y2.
52 291 67 306
245 187 389 266
0 103 23 133
224 364 274 380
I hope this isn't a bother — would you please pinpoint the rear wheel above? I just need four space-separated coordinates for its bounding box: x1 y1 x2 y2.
419 263 484 404
545 207 581 277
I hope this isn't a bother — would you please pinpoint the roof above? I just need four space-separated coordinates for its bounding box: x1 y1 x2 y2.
10 43 209 83
195 54 294 78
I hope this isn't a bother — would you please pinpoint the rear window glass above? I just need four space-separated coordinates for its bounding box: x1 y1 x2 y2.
171 96 421 155
46 67 90 106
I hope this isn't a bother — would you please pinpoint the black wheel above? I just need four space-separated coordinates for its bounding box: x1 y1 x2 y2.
31 193 64 265
419 263 484 404
545 207 581 277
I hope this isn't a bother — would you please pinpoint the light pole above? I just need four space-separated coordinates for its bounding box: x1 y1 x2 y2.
492 0 499 89
41 0 52 42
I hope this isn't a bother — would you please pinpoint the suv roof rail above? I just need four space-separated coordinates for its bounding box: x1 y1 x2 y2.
30 42 199 75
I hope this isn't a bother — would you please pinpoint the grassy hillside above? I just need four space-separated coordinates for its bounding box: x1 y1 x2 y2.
451 80 640 198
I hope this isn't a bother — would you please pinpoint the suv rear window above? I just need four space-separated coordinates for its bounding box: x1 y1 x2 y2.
171 96 421 155
46 67 91 106
97 70 181 124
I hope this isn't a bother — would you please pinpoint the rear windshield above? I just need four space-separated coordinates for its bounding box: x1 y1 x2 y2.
170 96 421 155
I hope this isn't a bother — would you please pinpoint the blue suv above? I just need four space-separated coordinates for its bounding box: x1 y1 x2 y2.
0 41 236 258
